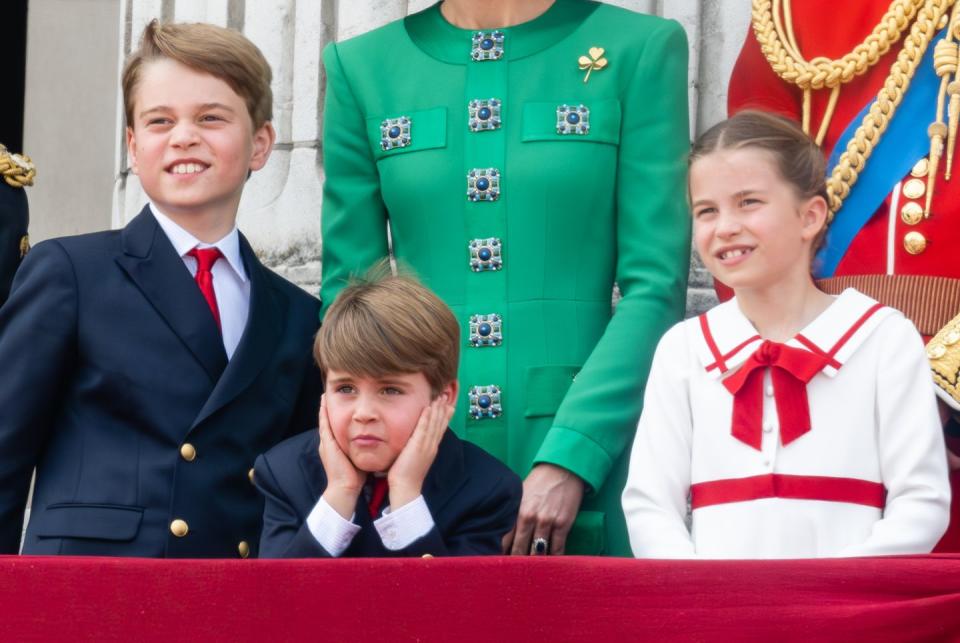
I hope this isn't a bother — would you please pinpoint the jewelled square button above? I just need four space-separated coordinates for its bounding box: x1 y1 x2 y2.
380 116 411 150
468 385 502 419
469 238 502 272
556 104 590 135
469 313 503 347
468 98 502 132
471 31 504 61
467 168 500 201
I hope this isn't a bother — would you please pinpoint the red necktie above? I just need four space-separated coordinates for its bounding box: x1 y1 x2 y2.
367 476 389 518
721 340 831 450
187 247 223 331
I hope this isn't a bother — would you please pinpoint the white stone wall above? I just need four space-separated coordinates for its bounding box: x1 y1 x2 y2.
116 0 753 314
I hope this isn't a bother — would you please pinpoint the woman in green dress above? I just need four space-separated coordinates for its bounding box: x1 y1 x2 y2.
319 0 690 556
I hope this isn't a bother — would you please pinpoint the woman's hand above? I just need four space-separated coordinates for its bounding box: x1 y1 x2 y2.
318 396 365 519
502 463 584 555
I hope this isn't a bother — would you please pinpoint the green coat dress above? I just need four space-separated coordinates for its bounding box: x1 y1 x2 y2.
320 0 690 556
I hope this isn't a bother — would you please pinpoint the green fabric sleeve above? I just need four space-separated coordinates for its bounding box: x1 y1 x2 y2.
535 19 692 493
318 42 390 320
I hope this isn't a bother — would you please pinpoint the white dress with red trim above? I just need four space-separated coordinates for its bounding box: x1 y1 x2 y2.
622 289 950 559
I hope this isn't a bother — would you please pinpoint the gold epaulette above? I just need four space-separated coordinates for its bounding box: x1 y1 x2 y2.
0 143 36 188
928 311 960 406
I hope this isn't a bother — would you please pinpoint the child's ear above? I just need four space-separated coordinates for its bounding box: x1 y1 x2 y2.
248 121 276 172
439 380 459 405
126 126 139 175
800 195 828 241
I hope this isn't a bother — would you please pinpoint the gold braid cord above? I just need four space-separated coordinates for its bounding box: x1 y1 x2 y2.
827 0 953 218
753 0 954 219
753 0 923 91
0 144 36 189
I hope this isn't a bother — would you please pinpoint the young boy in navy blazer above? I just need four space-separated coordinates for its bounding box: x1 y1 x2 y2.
0 21 320 557
255 270 521 557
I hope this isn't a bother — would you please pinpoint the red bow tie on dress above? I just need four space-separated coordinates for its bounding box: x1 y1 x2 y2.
721 340 831 451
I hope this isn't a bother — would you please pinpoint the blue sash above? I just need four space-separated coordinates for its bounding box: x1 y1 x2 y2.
815 28 945 278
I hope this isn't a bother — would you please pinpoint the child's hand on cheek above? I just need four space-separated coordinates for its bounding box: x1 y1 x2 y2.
318 396 365 520
387 396 455 510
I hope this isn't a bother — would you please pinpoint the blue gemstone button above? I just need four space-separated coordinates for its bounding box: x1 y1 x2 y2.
467 168 500 201
469 238 502 272
380 116 412 150
469 385 502 419
469 313 503 347
556 104 591 135
471 31 505 62
468 98 502 132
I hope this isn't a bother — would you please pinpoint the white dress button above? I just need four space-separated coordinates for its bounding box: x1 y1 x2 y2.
763 424 774 434
765 384 774 397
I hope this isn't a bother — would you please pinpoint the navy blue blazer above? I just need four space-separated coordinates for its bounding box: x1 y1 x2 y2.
0 206 321 557
255 428 521 557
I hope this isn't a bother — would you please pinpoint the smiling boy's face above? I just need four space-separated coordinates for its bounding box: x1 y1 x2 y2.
324 369 455 474
126 58 274 222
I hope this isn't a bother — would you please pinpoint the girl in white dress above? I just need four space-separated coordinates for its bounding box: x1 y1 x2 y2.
622 111 950 558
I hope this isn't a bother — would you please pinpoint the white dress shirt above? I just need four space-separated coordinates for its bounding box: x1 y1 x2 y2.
149 203 250 359
306 494 435 556
622 288 950 559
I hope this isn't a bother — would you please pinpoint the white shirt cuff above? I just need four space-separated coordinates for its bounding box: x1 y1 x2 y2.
374 495 435 551
306 496 362 557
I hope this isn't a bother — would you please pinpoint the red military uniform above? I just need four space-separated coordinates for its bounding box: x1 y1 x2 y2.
728 0 960 551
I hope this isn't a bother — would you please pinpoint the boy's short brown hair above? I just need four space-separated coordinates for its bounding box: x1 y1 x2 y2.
122 20 273 128
315 265 460 397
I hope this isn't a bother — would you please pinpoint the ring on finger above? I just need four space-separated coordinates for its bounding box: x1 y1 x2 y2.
531 536 549 556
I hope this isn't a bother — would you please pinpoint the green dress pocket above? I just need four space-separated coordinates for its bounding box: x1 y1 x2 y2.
367 106 447 161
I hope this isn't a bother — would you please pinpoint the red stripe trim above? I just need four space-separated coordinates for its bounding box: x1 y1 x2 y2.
705 335 763 373
825 303 885 359
690 474 886 509
699 314 727 373
793 335 842 370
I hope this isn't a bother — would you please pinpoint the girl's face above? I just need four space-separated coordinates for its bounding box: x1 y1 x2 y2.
689 147 826 294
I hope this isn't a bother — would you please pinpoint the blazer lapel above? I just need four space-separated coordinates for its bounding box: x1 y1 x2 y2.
191 234 285 428
115 206 228 383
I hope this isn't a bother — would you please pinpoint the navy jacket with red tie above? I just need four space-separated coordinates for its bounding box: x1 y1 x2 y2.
255 428 521 557
0 206 321 557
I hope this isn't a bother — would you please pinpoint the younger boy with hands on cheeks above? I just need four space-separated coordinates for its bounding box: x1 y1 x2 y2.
255 269 522 557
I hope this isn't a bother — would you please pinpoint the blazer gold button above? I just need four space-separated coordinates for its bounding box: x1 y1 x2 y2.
170 519 189 537
903 231 927 255
900 201 923 226
248 468 255 484
911 157 930 177
945 328 960 346
421 553 434 559
902 178 926 200
238 541 250 558
180 443 197 462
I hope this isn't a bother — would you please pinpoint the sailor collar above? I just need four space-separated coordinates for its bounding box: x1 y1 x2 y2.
692 288 896 382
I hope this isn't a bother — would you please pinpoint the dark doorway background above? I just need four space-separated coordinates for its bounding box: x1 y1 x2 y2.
1 1 28 152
